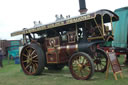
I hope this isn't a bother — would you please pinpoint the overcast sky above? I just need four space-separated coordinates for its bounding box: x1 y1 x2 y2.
0 0 127 40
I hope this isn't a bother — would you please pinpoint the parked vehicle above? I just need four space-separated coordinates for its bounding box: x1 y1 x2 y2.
112 7 128 63
11 9 118 80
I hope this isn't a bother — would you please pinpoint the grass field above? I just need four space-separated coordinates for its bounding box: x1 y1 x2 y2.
0 57 128 85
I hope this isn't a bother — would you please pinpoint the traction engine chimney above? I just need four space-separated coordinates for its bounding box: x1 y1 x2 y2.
79 0 88 14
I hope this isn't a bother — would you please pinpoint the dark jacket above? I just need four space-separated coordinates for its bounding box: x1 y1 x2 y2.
0 51 3 60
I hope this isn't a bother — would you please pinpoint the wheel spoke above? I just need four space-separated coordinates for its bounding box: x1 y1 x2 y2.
101 63 105 66
101 60 106 62
31 63 36 73
25 48 29 54
22 53 28 57
96 64 99 71
83 58 88 65
72 64 78 68
82 67 90 76
95 65 97 70
99 64 102 70
32 55 38 59
28 49 33 56
85 67 91 73
75 70 81 76
81 65 91 77
35 63 38 68
75 59 80 64
82 58 85 64
76 57 80 64
80 70 84 77
79 56 82 63
32 60 38 63
25 63 31 69
23 60 27 63
85 61 90 66
29 65 32 73
30 50 36 56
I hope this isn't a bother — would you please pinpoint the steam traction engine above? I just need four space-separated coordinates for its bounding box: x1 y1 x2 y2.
11 9 118 80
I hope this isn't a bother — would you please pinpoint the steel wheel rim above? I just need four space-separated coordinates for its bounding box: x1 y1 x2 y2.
21 46 38 75
70 54 92 79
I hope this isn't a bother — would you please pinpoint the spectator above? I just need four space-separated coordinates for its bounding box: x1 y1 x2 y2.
0 48 4 68
124 54 128 65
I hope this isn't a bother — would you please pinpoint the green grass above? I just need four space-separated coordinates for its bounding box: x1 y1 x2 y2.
0 57 128 85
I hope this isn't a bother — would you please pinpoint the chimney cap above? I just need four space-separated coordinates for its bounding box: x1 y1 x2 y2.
79 9 88 14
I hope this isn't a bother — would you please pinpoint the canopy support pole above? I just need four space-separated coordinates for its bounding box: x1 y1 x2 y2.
110 16 114 35
94 19 103 36
101 16 105 36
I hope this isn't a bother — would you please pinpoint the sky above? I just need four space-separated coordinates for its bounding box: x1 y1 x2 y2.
0 0 128 40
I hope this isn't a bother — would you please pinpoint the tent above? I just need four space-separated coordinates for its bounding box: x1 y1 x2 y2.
112 7 128 48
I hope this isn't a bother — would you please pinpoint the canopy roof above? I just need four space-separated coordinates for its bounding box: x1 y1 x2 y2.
11 9 119 37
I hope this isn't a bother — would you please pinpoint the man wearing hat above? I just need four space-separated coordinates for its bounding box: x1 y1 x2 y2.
0 48 4 68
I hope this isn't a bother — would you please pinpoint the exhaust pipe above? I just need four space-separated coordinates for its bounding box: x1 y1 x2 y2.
79 0 88 14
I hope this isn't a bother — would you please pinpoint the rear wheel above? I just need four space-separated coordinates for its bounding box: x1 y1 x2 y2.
20 44 45 75
69 52 94 80
94 48 108 72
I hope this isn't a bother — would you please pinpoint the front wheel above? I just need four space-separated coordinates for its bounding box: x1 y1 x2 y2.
69 52 95 80
20 44 45 75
